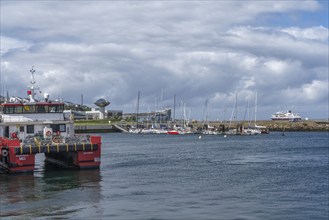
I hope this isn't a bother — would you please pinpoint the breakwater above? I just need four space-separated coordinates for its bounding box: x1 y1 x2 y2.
237 120 328 132
188 120 328 132
74 120 328 133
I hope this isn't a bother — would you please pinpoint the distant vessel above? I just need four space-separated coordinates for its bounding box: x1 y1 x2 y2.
167 130 180 135
271 110 302 121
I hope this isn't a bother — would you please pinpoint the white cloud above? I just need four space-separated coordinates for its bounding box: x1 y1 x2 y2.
284 80 328 103
0 36 31 55
281 26 328 41
0 0 328 120
225 26 328 67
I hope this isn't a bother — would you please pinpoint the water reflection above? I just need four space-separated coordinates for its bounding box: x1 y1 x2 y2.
0 167 102 218
42 163 102 191
0 174 37 204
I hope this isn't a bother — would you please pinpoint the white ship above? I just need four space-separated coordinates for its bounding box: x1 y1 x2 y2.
271 110 302 121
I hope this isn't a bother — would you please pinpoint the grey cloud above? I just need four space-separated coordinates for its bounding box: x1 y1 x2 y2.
1 1 327 120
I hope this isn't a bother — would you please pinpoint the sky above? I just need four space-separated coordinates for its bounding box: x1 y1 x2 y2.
0 0 328 121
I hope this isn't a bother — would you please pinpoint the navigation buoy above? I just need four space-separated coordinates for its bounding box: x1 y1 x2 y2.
198 135 202 139
224 135 227 138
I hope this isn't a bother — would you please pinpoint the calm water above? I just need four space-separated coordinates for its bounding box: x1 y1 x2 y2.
0 132 328 220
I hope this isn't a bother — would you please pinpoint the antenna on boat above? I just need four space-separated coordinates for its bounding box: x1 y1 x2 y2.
27 66 38 102
30 66 36 85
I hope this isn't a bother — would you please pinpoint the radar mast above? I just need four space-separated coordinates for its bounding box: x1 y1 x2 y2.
28 66 37 102
30 66 36 85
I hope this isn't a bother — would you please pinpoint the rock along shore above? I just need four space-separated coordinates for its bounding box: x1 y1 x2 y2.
74 120 328 133
204 120 329 132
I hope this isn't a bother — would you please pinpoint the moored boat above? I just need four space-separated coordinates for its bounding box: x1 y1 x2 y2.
243 127 261 135
167 130 180 135
0 67 101 173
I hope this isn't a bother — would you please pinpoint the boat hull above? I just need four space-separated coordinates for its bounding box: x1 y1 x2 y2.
167 131 179 135
0 136 101 173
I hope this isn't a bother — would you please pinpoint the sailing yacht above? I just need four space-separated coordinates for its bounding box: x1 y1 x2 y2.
243 92 268 135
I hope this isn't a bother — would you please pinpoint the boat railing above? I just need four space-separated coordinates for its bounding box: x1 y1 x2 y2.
1 116 32 123
1 113 68 123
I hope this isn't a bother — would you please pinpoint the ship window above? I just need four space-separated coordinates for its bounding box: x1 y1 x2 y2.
4 106 15 114
3 106 24 114
5 126 9 137
48 104 64 113
59 124 66 132
49 105 58 113
16 106 23 113
29 105 36 113
59 105 64 113
36 105 46 113
20 126 24 132
49 107 55 112
50 124 58 132
27 125 34 134
50 124 66 132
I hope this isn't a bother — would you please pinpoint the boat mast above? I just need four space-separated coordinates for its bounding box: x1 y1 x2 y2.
254 92 258 127
136 91 140 128
0 63 2 103
235 92 238 122
180 98 183 125
202 99 209 126
28 66 37 102
160 88 163 125
173 94 176 122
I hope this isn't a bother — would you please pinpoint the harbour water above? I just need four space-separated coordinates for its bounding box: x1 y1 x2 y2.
1 132 328 219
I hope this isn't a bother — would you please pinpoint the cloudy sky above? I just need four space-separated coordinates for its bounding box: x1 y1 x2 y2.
1 0 328 121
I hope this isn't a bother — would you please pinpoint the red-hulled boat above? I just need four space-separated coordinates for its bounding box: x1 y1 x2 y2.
0 67 101 173
167 130 180 135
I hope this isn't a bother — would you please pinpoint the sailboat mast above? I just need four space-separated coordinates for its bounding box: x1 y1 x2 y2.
173 94 176 122
154 96 157 127
202 99 209 126
0 64 2 102
254 92 258 127
160 89 163 124
136 91 140 127
235 92 238 122
205 99 209 124
160 88 163 110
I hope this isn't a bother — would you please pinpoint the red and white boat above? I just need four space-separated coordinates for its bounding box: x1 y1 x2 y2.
271 110 302 121
167 130 180 135
0 67 101 173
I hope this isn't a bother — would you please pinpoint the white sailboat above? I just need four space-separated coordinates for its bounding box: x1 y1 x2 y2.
243 92 268 135
129 91 141 133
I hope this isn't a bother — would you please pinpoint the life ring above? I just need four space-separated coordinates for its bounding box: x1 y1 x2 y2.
11 132 18 139
46 130 52 137
2 149 8 157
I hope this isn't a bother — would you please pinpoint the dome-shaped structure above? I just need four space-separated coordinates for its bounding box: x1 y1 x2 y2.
94 98 110 107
